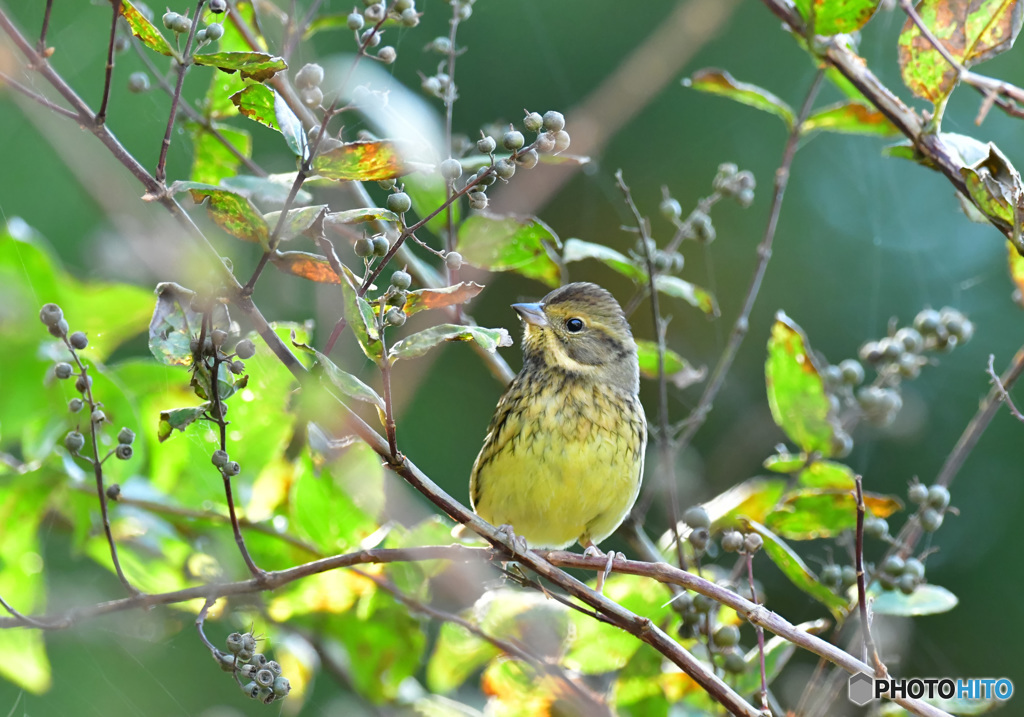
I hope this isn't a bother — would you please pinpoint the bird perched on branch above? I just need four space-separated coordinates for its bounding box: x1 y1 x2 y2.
470 282 647 587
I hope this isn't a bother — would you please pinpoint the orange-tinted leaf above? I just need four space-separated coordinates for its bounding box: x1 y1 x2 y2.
230 84 279 131
801 101 899 136
119 0 173 56
272 251 341 283
404 282 484 315
313 141 407 181
193 51 288 82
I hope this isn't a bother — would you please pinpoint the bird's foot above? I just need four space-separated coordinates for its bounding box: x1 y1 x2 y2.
583 543 621 594
496 524 528 556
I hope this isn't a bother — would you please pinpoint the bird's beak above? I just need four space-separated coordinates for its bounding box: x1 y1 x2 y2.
512 302 548 328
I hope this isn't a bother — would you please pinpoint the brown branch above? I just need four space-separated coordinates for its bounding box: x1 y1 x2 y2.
854 475 885 675
0 70 79 120
96 0 121 124
156 0 206 183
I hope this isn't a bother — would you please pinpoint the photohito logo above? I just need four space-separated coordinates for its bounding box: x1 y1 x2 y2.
848 673 1014 706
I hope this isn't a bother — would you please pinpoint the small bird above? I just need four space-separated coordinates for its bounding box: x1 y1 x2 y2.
470 282 647 580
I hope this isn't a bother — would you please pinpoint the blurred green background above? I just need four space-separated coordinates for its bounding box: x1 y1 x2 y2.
2 0 1022 714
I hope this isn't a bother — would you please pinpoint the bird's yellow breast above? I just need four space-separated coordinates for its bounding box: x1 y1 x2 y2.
470 373 646 549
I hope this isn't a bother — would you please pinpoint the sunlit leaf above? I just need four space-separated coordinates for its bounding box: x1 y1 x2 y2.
193 51 288 82
157 405 208 441
313 141 407 181
797 460 856 488
276 89 307 157
342 281 382 361
765 312 847 457
176 182 270 247
636 339 706 389
764 451 808 473
291 452 377 553
684 68 794 128
801 101 899 136
899 0 1024 102
746 521 849 620
272 251 340 283
703 478 787 529
118 0 173 56
653 275 719 316
794 0 880 35
404 282 484 315
230 83 279 130
562 238 645 282
870 583 958 616
389 324 512 362
456 214 563 288
324 208 401 229
188 122 251 185
264 205 327 242
766 488 902 539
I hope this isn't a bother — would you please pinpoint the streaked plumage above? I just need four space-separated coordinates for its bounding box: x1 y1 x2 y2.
470 282 647 550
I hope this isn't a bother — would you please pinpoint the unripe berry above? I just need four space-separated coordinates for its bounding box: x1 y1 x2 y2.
106 483 121 500
553 130 571 153
427 36 451 54
241 681 259 699
722 649 747 674
908 482 928 505
385 308 406 327
354 237 374 257
864 516 888 539
688 526 710 552
477 135 496 154
54 362 73 379
91 409 106 424
421 76 442 96
838 358 864 386
515 148 539 169
502 130 525 151
535 132 556 153
230 360 245 375
235 339 256 360
272 676 291 697
468 192 488 210
69 398 84 413
65 431 85 453
898 573 918 595
226 632 244 654
127 72 151 93
75 374 92 393
118 427 136 445
115 443 133 460
721 530 743 552
440 158 463 181
390 270 412 290
255 668 275 687
927 484 950 510
39 303 63 327
743 533 763 553
494 158 516 179
523 111 543 132
400 7 419 26
209 0 227 12
300 86 323 108
377 46 396 64
211 449 229 467
372 236 390 256
821 564 842 587
682 505 710 529
445 252 463 270
205 23 224 41
386 192 412 213
49 318 69 338
920 507 944 532
378 178 396 190
542 110 565 132
360 28 382 47
224 461 241 476
162 11 181 30
895 327 924 353
171 15 192 34
914 308 941 335
660 198 682 221
713 624 740 647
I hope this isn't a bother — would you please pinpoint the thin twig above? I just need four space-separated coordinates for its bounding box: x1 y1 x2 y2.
96 0 121 124
745 553 770 714
986 353 1024 421
854 475 885 675
442 2 462 319
156 0 206 183
37 0 53 53
376 298 399 460
670 69 824 460
0 71 79 119
0 593 50 628
614 170 685 571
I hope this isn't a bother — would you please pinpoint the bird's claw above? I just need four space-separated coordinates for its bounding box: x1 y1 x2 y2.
497 524 528 555
583 544 621 594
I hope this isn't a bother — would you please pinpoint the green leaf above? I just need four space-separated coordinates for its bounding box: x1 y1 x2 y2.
229 84 279 131
312 349 385 411
684 68 794 128
193 51 288 82
176 182 270 247
801 101 899 136
291 451 377 553
746 521 849 620
188 122 251 185
635 339 705 389
653 274 719 316
313 141 407 181
870 583 958 616
765 311 847 457
703 478 787 529
157 405 208 441
899 0 1024 102
794 0 880 35
342 281 382 361
147 282 230 366
403 282 484 315
562 238 646 282
764 451 808 473
389 324 512 362
797 460 856 488
118 0 173 56
275 89 307 157
324 208 401 232
456 214 563 288
766 488 903 539
264 205 327 242
959 143 1021 229
403 170 460 236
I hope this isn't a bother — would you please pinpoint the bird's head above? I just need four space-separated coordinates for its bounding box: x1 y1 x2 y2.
513 282 639 393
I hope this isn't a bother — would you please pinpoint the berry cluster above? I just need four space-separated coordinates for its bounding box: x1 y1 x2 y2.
161 10 223 46
41 303 138 466
214 632 291 705
658 163 756 249
683 505 764 558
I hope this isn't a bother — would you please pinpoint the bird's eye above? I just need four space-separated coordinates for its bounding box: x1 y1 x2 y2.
565 318 584 333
